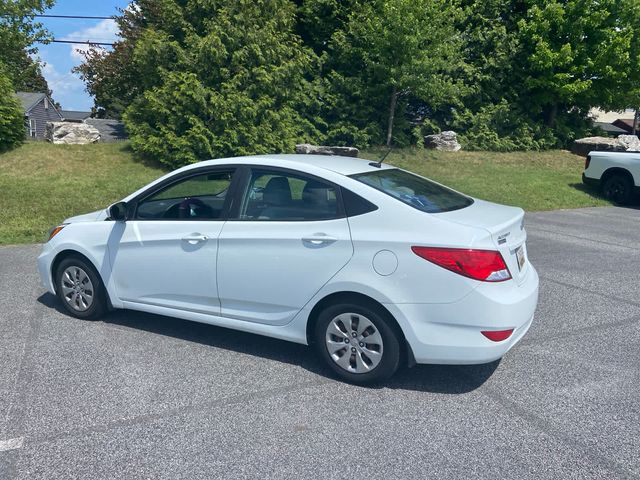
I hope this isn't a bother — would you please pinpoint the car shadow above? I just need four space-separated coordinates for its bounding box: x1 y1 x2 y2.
37 292 499 394
568 182 640 208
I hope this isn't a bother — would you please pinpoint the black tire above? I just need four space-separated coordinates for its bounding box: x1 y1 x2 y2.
314 301 401 384
602 174 633 205
55 256 107 320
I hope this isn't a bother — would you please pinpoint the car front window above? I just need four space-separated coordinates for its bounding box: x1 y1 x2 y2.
350 169 473 213
136 170 234 220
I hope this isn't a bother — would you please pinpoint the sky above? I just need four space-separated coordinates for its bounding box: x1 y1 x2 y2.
36 0 128 111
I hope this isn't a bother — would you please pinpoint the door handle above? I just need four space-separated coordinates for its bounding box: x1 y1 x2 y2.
302 234 337 247
182 233 208 244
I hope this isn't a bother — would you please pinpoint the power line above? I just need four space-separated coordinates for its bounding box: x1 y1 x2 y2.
1 14 114 20
49 39 115 46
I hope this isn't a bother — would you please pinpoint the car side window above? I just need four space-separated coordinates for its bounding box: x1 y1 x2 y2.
240 169 340 221
136 170 234 220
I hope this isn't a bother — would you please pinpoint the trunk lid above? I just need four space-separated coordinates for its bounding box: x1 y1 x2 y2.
434 199 529 284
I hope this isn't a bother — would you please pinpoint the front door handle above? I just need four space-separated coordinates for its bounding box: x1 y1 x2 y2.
302 234 337 247
182 233 208 244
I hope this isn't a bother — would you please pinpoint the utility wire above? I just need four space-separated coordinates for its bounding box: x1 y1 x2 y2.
0 14 114 20
1 13 118 45
49 39 116 46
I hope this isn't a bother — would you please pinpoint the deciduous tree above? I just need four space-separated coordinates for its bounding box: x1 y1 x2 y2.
0 0 53 88
326 0 465 146
0 65 25 151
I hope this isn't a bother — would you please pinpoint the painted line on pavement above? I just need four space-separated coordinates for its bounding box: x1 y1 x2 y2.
0 437 24 452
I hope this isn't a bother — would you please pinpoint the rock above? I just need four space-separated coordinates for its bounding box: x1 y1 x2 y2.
295 144 359 157
424 130 461 152
616 134 640 152
45 122 101 145
571 136 625 156
570 135 640 157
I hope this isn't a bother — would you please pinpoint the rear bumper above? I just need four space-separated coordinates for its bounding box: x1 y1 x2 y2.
386 264 539 365
582 172 599 188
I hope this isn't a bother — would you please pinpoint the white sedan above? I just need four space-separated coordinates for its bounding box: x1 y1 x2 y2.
38 154 539 383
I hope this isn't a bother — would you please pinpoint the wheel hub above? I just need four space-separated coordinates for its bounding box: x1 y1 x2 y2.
325 313 384 374
60 266 94 312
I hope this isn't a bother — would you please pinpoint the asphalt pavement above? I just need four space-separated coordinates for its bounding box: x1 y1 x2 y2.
0 206 639 479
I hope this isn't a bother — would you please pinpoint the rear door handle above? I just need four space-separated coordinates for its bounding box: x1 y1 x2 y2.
302 234 337 247
182 233 208 244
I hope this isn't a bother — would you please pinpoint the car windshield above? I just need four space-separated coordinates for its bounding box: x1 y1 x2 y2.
351 169 473 213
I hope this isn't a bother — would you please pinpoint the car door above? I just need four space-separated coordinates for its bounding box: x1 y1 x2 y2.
108 168 237 314
217 167 354 325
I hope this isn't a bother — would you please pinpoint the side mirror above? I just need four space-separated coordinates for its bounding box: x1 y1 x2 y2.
109 201 128 221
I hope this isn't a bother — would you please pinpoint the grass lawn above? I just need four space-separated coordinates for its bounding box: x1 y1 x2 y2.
0 142 165 245
0 142 610 245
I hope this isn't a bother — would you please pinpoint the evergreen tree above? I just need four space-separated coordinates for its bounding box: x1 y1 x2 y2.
119 0 321 167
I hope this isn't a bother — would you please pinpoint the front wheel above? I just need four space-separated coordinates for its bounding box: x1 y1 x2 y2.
55 256 107 320
602 174 633 205
314 302 401 384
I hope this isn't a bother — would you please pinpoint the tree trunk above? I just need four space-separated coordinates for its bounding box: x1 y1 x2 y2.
546 103 558 127
633 109 639 136
386 85 398 147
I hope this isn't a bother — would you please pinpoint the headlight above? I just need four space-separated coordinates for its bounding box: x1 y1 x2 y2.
47 224 68 242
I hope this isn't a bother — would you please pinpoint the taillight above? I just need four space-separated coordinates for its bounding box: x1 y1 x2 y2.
411 246 512 282
585 155 591 170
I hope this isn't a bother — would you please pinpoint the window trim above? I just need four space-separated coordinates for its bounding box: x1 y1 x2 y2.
228 165 346 222
29 118 37 138
127 166 241 222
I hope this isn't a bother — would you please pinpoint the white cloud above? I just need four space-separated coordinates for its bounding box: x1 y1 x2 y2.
42 62 82 95
41 61 92 110
62 19 120 60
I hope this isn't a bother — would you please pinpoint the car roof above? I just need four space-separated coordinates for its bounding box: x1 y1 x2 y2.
194 154 396 176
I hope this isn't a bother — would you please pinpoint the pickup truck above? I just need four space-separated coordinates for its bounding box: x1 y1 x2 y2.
582 151 640 204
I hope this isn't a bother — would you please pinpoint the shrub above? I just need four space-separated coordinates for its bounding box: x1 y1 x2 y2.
451 101 558 151
0 69 24 152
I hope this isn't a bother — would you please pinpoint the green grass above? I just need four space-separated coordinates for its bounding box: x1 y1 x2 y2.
0 142 165 245
0 142 610 245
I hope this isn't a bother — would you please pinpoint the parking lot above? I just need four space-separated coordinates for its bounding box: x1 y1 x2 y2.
0 206 639 479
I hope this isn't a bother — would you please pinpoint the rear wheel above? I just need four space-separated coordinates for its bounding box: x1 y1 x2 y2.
602 174 633 205
314 302 401 384
55 256 107 320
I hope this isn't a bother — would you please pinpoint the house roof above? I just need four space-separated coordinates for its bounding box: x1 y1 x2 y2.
593 122 628 134
612 119 634 133
16 92 47 113
15 91 64 121
61 110 92 121
84 118 127 142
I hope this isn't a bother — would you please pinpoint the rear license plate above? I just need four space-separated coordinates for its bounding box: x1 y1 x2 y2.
515 245 525 271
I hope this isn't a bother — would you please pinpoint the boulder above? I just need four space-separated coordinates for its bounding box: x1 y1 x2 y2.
570 135 640 157
295 144 359 157
45 122 101 145
616 134 640 152
424 130 461 152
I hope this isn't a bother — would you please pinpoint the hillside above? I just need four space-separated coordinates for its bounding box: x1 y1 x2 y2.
0 142 609 245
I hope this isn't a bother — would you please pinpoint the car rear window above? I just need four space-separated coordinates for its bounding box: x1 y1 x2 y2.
350 169 473 213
